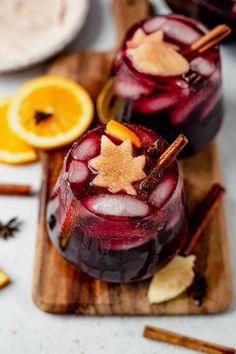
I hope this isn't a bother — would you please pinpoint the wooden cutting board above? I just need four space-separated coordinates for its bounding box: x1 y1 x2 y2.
32 0 232 315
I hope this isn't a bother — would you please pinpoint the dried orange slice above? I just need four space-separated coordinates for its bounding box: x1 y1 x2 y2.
106 120 141 148
0 98 37 165
96 78 122 124
8 76 94 149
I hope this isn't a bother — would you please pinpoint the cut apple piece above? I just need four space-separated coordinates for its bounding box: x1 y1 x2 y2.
106 120 141 147
126 28 164 49
127 42 190 77
89 136 146 195
148 255 196 304
0 270 9 289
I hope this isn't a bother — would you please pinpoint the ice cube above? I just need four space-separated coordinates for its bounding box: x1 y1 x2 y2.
72 136 100 161
115 75 153 99
162 20 200 45
170 86 211 125
190 57 215 77
143 17 167 33
84 194 150 218
133 88 189 114
68 161 89 184
149 175 176 209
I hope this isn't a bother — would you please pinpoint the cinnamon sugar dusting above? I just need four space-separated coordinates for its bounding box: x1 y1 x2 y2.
89 136 146 195
128 42 190 76
126 28 164 48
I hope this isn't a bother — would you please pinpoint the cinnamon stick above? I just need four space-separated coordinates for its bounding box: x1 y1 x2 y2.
184 183 225 256
140 134 188 192
144 326 235 354
0 184 35 196
157 134 188 168
191 24 231 53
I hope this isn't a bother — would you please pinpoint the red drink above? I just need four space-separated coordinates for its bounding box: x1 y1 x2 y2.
165 0 236 34
47 124 187 283
112 14 223 157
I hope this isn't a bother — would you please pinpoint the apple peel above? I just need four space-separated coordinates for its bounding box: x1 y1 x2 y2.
127 42 190 77
148 255 196 304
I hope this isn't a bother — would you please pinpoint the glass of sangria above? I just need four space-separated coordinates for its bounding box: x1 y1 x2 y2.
103 14 223 157
164 0 236 34
47 121 187 283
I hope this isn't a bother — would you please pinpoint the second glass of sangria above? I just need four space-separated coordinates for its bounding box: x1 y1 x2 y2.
99 14 225 157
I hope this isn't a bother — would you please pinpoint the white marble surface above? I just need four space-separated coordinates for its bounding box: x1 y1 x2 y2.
0 1 235 353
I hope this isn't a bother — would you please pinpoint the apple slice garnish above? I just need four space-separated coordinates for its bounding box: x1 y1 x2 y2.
126 28 164 49
127 42 190 77
148 255 196 304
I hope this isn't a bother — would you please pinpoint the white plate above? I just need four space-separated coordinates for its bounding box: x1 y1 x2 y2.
0 0 89 73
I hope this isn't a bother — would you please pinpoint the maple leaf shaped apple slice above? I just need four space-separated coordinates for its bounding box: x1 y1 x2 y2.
126 28 164 49
127 41 190 77
88 135 146 196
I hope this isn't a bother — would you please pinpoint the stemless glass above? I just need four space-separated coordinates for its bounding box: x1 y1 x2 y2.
47 124 187 283
164 0 236 34
111 14 223 157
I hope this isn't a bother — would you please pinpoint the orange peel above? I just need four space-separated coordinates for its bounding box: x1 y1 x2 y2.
106 120 141 148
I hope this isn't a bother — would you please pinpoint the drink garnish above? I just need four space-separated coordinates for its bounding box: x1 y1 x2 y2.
127 42 190 76
190 24 231 53
140 134 188 192
0 270 9 289
148 255 196 304
106 119 141 147
183 183 225 256
0 217 22 240
183 25 231 85
126 28 164 48
89 135 146 195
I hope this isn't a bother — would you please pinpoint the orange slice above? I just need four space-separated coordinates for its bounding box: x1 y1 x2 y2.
106 120 141 148
0 270 9 288
8 76 94 149
96 78 122 124
0 98 37 165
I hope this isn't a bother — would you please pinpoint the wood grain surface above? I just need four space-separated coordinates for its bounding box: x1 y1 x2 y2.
32 0 232 315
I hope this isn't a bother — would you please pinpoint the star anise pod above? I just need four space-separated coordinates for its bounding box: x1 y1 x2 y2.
0 217 22 240
34 110 52 125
